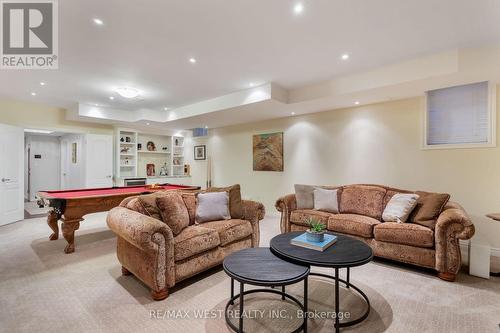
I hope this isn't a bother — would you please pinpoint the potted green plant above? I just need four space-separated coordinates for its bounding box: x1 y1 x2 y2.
306 217 326 242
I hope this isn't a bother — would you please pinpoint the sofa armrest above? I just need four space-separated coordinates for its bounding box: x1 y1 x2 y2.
107 207 174 254
241 200 265 247
434 202 475 278
275 194 297 233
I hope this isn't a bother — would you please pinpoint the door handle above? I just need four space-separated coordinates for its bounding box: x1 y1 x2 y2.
1 178 11 182
106 175 112 178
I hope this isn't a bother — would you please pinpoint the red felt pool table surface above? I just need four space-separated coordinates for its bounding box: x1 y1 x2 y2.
39 184 197 199
37 183 200 254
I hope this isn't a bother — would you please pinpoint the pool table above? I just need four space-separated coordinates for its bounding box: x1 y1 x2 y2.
37 184 200 254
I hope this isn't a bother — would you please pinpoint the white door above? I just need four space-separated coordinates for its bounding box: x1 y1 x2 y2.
85 134 113 188
0 123 24 225
60 135 84 190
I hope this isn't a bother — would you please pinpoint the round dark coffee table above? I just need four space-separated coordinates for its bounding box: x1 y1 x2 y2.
270 232 373 333
223 247 310 333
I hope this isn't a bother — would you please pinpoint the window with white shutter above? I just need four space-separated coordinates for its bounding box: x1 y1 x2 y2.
424 81 495 148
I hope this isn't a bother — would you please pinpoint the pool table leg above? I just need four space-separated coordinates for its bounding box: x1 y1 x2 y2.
62 219 81 254
47 210 60 241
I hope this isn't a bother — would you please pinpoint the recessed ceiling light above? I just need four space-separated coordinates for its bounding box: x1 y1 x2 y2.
249 82 255 87
40 82 45 86
146 122 150 126
189 57 197 64
291 112 296 116
115 87 140 99
341 53 350 60
293 3 304 14
93 18 104 25
109 96 114 100
163 107 169 111
204 125 208 129
354 101 360 105
31 92 36 96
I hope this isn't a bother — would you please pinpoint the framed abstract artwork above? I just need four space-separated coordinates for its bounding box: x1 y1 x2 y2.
253 132 283 171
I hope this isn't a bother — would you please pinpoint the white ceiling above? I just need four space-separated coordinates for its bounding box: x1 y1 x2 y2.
1 0 500 129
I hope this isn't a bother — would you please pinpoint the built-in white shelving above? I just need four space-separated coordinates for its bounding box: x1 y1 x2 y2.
114 128 188 180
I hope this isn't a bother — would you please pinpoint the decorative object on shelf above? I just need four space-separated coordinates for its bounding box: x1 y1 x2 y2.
175 138 179 146
146 163 155 176
162 146 168 151
305 217 326 242
173 157 181 165
194 145 206 160
138 143 142 150
159 163 168 176
120 147 130 154
253 132 283 172
184 164 190 176
147 141 156 151
124 158 130 165
120 137 124 142
125 136 131 143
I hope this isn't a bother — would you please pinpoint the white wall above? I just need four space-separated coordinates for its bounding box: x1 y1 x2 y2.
206 89 500 249
25 135 61 201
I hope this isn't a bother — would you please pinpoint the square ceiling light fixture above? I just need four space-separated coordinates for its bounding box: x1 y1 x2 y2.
115 87 140 99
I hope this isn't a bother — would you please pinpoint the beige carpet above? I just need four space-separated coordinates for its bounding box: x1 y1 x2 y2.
0 213 499 333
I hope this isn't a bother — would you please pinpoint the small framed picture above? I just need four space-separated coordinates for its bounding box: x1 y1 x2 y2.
194 145 206 160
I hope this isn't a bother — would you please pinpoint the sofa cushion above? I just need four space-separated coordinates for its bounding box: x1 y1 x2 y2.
156 193 190 236
196 192 231 223
328 214 381 238
174 225 220 261
339 185 386 220
410 191 450 230
201 219 253 246
290 209 333 226
374 223 434 248
206 184 243 219
295 184 316 209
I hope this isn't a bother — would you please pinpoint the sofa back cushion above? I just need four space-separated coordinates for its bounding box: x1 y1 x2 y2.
339 185 387 220
181 192 197 225
409 191 450 229
206 184 243 219
124 193 166 221
156 193 190 235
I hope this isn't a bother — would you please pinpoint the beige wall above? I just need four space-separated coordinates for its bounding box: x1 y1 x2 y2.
208 87 500 248
0 99 112 134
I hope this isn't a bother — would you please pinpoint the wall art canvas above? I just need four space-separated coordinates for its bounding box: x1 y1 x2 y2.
253 132 283 171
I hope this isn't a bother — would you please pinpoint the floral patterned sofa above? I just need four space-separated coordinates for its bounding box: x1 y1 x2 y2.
276 184 475 281
107 186 265 300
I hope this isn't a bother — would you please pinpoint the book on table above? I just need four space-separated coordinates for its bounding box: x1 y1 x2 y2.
291 233 337 251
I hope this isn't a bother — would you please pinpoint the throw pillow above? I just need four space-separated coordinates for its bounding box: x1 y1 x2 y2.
382 193 419 223
206 184 243 219
136 193 164 221
196 191 231 223
156 193 190 235
410 191 450 229
313 188 339 213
